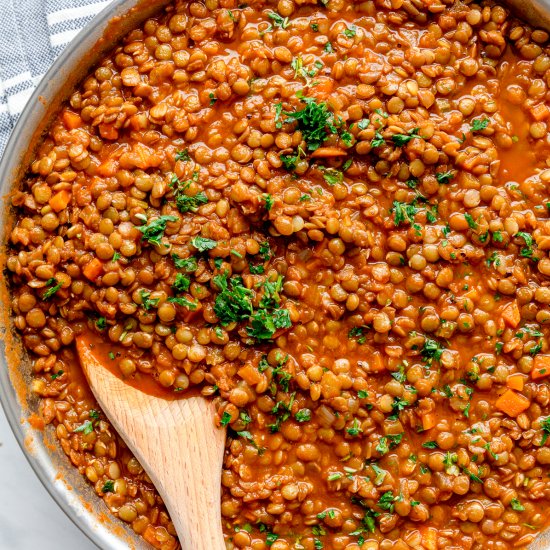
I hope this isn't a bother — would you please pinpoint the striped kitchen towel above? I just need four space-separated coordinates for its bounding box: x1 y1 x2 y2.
0 0 114 154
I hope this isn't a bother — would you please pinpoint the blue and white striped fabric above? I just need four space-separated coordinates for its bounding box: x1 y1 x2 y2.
0 0 114 154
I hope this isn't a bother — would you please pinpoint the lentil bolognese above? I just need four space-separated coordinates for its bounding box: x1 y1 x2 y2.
6 0 550 548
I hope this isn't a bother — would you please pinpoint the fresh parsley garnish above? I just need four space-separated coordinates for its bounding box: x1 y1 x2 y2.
43 278 62 300
190 236 217 252
136 215 178 247
172 254 198 272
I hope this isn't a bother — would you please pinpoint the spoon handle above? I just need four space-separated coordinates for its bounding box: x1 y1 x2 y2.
504 0 550 30
76 339 227 550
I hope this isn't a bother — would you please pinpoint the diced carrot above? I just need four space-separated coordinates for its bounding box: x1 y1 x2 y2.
310 147 348 158
530 103 550 121
370 353 386 372
48 189 71 212
422 412 437 431
532 355 550 380
495 389 530 417
62 110 82 130
82 258 104 282
96 158 119 177
421 527 438 550
502 300 521 328
99 123 119 140
237 364 262 386
506 373 525 391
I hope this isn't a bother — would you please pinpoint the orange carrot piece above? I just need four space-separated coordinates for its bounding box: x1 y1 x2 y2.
371 353 386 372
310 147 348 158
48 189 71 212
502 300 521 328
532 355 550 380
99 123 119 140
530 103 549 121
422 412 437 431
62 110 82 130
82 258 104 282
495 389 530 417
96 158 119 177
237 364 263 386
506 373 525 391
421 527 438 550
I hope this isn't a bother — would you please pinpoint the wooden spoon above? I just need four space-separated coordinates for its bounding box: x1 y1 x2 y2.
75 336 227 550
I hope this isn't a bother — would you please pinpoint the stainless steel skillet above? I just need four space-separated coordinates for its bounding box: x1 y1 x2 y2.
1 0 550 548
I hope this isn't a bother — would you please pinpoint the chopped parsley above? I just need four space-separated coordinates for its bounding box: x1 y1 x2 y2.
213 272 254 326
346 418 363 437
436 171 454 184
510 498 525 512
136 214 178 247
392 128 420 146
283 93 338 150
175 149 190 162
516 231 537 261
190 236 217 252
541 416 550 444
371 131 385 148
167 296 198 310
295 408 311 422
464 213 478 229
172 273 190 294
102 480 115 493
247 307 292 340
73 419 94 435
322 168 343 185
391 201 417 226
43 278 62 300
343 26 357 38
172 254 198 272
267 10 290 29
421 338 445 364
471 118 489 132
140 290 159 311
176 191 208 214
220 411 232 426
263 194 274 211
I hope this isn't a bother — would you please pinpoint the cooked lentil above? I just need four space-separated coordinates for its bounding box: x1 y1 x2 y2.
7 0 550 548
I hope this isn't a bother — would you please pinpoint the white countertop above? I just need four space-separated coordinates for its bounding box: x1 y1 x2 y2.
0 405 98 550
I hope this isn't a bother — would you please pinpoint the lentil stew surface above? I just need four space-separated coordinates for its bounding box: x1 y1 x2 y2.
7 0 550 548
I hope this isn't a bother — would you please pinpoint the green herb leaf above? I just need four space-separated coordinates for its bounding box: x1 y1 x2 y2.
172 273 191 294
137 215 178 247
283 95 337 151
213 272 254 326
175 149 190 162
247 307 292 340
295 408 311 422
471 118 489 132
167 296 198 310
172 254 198 272
391 201 417 226
43 278 62 300
392 128 420 147
74 420 94 435
102 480 115 493
190 236 218 252
436 171 454 184
268 10 290 29
140 290 159 311
220 411 232 426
